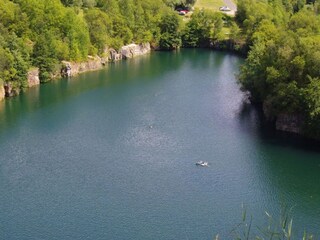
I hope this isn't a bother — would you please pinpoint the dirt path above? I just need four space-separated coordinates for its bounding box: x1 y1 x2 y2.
223 0 237 15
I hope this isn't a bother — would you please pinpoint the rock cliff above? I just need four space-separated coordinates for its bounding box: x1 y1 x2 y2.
275 113 303 134
1 68 40 98
109 48 122 62
61 43 151 76
121 43 151 59
1 43 151 99
61 56 105 77
0 85 4 101
28 68 40 87
4 82 19 97
109 43 151 61
263 101 304 134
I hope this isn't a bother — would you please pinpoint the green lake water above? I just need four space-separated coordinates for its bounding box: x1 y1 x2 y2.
0 49 319 239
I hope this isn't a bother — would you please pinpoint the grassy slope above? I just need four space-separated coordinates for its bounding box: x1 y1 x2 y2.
194 0 225 11
192 0 234 38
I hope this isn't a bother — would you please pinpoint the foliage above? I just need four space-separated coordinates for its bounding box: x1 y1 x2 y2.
229 205 315 240
0 0 212 89
237 0 320 137
163 0 197 9
84 8 111 54
0 0 173 85
1 0 319 139
0 31 30 91
182 9 223 47
159 11 182 50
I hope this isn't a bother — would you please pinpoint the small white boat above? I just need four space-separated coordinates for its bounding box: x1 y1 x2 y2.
195 161 209 167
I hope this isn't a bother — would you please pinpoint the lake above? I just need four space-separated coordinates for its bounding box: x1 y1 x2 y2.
0 49 319 239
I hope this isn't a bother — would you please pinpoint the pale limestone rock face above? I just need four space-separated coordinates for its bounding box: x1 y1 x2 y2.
121 43 151 59
60 44 151 76
0 43 152 101
61 57 104 77
0 85 4 101
109 43 150 61
109 48 122 62
27 68 40 87
61 62 72 77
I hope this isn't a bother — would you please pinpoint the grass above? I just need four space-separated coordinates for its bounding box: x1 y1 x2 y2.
222 26 231 35
194 0 225 11
226 205 316 240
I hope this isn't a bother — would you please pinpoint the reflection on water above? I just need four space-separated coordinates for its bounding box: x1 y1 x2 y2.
0 49 319 240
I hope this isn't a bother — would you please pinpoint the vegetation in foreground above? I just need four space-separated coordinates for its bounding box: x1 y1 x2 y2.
225 205 316 240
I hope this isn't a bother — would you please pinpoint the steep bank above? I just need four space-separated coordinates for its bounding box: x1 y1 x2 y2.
262 102 304 134
61 43 151 78
27 68 40 87
236 0 320 139
60 56 107 78
211 39 248 56
0 85 4 101
1 43 150 100
275 113 304 134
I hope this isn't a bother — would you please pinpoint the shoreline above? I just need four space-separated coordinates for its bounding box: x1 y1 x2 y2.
0 43 151 101
1 44 315 141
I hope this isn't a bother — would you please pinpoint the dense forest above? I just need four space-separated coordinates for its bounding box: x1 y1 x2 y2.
235 0 320 137
0 0 174 86
0 0 320 137
0 0 227 87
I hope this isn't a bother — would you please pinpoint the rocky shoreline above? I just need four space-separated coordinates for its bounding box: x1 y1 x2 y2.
0 84 4 101
0 43 151 101
0 43 310 138
212 40 307 137
261 97 306 136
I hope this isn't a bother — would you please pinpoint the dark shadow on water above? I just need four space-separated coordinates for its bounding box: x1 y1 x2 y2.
237 100 320 237
238 101 320 153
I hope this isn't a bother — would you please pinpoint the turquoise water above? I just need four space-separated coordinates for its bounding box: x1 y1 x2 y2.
0 49 319 239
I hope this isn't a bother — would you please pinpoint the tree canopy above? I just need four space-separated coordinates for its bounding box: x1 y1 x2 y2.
1 0 320 137
0 0 173 86
237 0 320 137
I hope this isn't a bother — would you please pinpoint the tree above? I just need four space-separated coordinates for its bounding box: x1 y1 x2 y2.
85 9 111 54
159 11 182 50
182 9 223 47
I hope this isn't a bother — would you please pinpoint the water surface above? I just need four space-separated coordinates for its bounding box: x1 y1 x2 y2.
0 49 319 240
